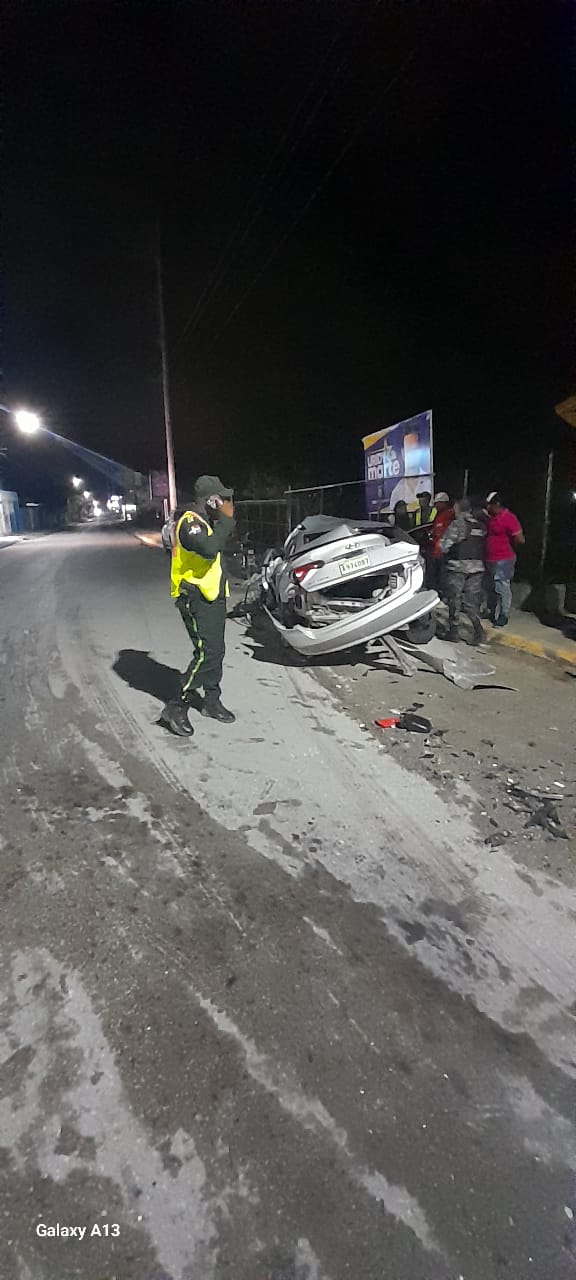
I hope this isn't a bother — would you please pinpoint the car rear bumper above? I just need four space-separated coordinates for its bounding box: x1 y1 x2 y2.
266 589 439 656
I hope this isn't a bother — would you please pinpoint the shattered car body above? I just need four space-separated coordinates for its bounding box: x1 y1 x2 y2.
261 515 438 657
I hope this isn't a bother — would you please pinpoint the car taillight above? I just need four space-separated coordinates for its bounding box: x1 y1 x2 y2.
292 561 324 584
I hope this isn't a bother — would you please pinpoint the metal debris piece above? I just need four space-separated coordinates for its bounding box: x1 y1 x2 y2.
527 802 568 840
508 783 566 805
399 637 504 689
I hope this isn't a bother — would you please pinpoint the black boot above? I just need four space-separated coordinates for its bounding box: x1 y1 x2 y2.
447 625 459 644
202 698 236 724
160 701 194 737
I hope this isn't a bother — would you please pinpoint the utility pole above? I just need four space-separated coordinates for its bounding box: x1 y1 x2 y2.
539 448 554 582
156 241 177 513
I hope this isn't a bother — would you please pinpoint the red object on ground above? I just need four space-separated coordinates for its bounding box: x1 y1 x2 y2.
375 713 433 733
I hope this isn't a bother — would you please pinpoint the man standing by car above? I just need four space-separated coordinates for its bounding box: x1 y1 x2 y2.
392 500 413 532
414 491 436 527
441 497 486 644
425 492 453 597
161 476 236 737
484 491 524 627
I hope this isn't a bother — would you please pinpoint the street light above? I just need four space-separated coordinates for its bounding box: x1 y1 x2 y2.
83 490 91 500
14 409 41 435
72 476 83 489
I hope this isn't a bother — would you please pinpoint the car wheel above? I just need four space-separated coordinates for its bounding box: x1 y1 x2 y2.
280 602 298 629
407 612 436 644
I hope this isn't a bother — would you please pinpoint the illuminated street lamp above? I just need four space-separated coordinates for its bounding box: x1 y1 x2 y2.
72 476 83 489
14 409 41 435
83 490 91 500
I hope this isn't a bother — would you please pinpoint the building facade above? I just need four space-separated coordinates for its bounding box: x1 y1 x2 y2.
0 490 22 536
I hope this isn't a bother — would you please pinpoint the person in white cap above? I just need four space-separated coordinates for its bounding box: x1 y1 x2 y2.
425 492 454 596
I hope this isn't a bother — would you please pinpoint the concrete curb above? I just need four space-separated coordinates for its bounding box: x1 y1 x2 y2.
0 536 25 549
485 624 576 668
0 532 58 550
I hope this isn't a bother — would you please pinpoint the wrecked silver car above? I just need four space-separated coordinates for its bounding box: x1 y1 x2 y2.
260 515 438 657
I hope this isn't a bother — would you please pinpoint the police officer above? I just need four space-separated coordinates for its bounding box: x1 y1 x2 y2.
161 476 236 737
414 491 436 527
440 496 486 645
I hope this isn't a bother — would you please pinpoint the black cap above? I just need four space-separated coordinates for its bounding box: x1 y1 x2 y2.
193 475 233 501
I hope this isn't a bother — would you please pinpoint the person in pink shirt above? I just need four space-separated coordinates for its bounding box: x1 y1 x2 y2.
484 491 525 627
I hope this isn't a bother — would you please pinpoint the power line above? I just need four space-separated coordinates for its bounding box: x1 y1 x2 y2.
170 0 385 362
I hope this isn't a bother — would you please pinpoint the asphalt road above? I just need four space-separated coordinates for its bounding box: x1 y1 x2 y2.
0 525 575 1280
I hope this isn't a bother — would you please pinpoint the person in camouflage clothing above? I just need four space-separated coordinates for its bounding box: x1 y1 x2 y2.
440 497 486 645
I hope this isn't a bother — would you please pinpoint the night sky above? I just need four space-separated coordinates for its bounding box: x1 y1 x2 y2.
4 0 574 510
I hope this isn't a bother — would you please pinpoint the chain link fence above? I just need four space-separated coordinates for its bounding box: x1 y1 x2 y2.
232 499 288 560
285 481 369 527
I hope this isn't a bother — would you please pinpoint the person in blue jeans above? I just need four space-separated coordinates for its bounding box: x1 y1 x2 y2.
484 492 525 626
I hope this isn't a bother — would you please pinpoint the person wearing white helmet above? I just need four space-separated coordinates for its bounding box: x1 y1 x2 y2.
425 491 454 597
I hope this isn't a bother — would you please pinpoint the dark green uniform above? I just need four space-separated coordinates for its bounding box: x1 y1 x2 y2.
177 511 235 705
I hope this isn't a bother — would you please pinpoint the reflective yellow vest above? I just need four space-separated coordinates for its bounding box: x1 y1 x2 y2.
414 505 437 527
170 511 228 601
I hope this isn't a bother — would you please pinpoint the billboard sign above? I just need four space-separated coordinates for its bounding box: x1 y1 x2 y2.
363 410 433 517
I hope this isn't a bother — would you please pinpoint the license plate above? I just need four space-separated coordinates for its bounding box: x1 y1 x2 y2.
338 554 370 577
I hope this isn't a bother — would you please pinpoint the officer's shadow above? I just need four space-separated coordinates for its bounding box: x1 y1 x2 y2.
113 649 203 712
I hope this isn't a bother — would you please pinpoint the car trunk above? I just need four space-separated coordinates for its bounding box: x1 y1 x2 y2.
298 567 409 626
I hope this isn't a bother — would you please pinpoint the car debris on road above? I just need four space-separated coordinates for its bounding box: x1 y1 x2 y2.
375 711 433 733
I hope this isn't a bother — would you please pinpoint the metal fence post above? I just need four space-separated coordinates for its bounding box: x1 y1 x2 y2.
539 449 554 581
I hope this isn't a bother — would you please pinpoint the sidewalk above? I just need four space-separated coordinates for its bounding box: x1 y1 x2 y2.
0 535 25 549
0 531 61 550
485 610 576 668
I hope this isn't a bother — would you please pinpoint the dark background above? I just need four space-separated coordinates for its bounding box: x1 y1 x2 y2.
3 0 575 569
